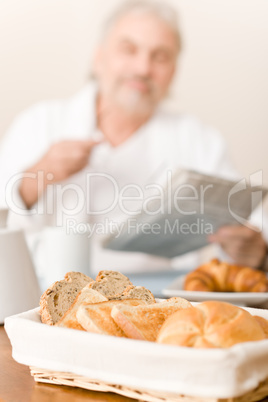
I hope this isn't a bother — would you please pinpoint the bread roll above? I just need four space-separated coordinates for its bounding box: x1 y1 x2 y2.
254 315 268 338
157 301 266 348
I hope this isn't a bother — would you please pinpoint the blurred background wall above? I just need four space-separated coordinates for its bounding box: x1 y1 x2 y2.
0 0 268 183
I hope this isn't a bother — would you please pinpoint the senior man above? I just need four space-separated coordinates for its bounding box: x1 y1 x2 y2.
0 0 267 277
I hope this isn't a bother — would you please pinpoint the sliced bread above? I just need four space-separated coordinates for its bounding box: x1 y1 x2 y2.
40 271 93 325
77 299 147 336
111 285 156 304
89 270 132 298
111 297 192 342
56 285 108 330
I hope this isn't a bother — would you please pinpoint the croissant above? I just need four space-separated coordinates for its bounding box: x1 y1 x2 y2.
183 259 268 292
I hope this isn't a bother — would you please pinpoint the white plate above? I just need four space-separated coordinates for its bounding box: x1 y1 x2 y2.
162 275 268 306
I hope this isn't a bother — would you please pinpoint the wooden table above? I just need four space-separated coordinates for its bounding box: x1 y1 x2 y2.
0 326 136 402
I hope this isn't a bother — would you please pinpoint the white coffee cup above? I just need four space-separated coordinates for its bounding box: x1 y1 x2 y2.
0 208 8 228
0 209 41 323
33 226 91 291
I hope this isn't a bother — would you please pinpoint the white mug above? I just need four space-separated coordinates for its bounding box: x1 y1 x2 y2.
0 208 8 228
33 226 91 291
0 226 41 323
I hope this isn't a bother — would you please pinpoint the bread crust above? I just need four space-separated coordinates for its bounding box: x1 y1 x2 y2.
39 271 93 325
254 315 268 338
122 285 156 304
89 270 132 298
56 285 108 330
110 285 156 304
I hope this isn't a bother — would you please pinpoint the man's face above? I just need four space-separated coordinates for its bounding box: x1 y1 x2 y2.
95 12 178 116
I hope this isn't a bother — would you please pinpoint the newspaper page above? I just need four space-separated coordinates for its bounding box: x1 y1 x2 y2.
102 169 267 258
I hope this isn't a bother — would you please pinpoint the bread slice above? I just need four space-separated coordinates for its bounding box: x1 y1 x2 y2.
77 299 147 336
56 285 108 330
111 285 156 304
111 297 192 342
40 271 93 325
89 270 132 298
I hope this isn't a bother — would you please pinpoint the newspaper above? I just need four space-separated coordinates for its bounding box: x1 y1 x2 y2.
102 169 267 258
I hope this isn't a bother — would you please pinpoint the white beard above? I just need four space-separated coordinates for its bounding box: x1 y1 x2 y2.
115 87 157 117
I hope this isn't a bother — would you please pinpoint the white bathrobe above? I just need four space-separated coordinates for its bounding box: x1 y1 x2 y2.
0 81 266 282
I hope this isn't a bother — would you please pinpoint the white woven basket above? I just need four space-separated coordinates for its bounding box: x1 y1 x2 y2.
30 367 268 402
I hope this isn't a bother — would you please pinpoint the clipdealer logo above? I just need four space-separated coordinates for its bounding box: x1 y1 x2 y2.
4 169 265 234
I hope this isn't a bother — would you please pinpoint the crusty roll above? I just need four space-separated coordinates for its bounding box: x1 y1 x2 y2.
157 301 266 348
254 316 268 338
184 259 268 292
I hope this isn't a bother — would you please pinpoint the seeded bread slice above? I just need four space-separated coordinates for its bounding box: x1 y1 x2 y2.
77 299 147 336
56 285 108 330
40 271 93 325
89 270 132 298
111 297 192 342
111 285 156 304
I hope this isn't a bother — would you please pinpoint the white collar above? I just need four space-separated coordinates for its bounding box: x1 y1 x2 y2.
63 80 98 139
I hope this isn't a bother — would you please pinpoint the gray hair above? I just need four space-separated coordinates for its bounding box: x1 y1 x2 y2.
100 0 182 52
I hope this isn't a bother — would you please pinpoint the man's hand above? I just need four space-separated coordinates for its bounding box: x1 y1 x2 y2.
19 139 100 208
208 225 267 269
39 140 100 182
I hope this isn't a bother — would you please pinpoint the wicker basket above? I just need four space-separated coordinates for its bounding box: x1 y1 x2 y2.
30 367 268 402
